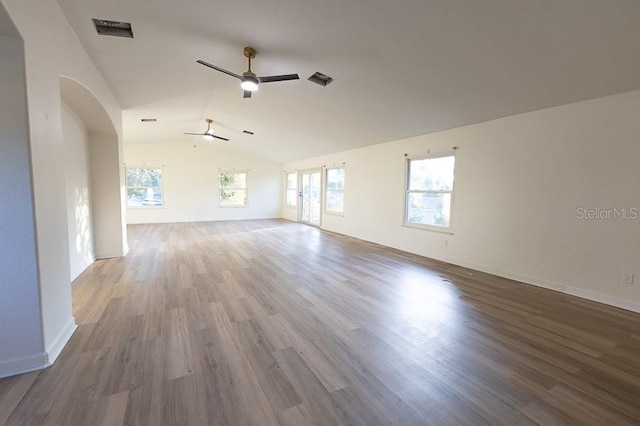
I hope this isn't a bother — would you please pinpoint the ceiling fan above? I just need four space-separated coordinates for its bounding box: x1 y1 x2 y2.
197 47 299 98
183 118 230 141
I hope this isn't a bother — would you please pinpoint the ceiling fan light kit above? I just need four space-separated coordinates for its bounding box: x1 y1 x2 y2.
197 46 299 98
240 77 259 92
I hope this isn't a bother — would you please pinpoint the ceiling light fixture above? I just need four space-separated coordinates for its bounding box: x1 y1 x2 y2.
240 77 259 92
197 46 298 98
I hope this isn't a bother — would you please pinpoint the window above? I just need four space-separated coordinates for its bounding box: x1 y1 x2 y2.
325 167 345 214
219 171 248 206
126 167 163 207
405 154 455 229
286 172 297 208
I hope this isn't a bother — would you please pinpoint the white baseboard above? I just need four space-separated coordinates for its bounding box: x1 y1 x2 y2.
95 250 126 259
45 317 77 365
0 318 77 379
0 352 48 379
440 255 564 292
440 256 640 314
563 286 640 314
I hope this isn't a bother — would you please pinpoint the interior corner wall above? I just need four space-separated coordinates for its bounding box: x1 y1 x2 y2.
62 101 95 280
124 142 282 224
1 0 125 376
0 32 46 378
284 89 640 313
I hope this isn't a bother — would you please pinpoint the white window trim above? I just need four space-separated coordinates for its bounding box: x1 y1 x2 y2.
324 166 345 216
218 170 249 208
125 165 165 209
403 152 456 234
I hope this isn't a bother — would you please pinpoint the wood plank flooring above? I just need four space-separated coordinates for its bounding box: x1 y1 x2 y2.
2 219 640 425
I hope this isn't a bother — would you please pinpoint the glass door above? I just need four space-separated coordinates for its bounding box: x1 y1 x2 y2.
299 169 322 226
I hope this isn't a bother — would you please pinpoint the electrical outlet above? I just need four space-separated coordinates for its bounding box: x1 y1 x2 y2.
622 271 634 285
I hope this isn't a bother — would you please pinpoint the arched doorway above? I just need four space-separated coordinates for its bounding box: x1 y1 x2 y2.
60 77 127 280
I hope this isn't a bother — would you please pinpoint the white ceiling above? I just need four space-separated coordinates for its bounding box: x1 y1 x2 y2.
56 0 640 163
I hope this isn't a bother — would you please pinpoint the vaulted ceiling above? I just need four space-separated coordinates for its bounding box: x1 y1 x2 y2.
56 0 640 162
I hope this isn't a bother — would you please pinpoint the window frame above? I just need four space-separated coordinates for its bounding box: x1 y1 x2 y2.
125 166 164 208
324 166 345 215
403 152 456 233
218 170 249 208
285 172 298 209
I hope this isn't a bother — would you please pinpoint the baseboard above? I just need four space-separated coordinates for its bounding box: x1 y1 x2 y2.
0 352 48 379
95 250 126 259
441 255 640 314
440 255 564 292
0 318 76 379
563 286 640 314
45 317 77 366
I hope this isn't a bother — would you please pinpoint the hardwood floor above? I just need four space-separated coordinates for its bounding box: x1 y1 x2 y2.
2 219 640 425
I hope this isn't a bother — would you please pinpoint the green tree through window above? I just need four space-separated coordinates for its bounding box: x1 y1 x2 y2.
126 167 163 206
405 155 455 229
219 171 248 206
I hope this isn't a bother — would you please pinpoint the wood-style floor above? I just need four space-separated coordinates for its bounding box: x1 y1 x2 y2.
2 219 640 425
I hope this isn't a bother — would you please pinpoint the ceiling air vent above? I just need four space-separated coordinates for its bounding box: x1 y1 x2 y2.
308 72 334 87
92 19 134 38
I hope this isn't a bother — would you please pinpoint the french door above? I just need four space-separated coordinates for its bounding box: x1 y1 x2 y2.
298 169 322 226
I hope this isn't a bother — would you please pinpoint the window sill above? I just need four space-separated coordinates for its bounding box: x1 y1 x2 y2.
402 222 454 235
127 205 166 209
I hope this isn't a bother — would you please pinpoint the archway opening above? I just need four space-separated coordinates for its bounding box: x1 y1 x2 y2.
60 77 126 281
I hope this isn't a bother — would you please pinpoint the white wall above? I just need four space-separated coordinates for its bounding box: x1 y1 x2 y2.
1 0 125 377
284 89 640 313
90 132 126 258
125 142 282 224
62 102 95 280
0 29 45 377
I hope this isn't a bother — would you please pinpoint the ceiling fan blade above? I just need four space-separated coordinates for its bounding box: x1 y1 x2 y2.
196 60 242 79
213 135 230 141
257 74 300 83
183 132 205 136
243 90 252 99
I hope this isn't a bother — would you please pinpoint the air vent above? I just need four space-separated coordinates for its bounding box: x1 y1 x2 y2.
243 130 254 135
92 19 134 38
308 72 334 87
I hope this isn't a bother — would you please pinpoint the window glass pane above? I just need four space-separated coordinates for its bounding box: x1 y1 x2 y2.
326 190 344 213
326 168 345 190
409 156 455 191
126 167 162 187
220 189 247 206
126 167 163 207
219 171 246 189
286 173 297 189
286 189 297 207
407 192 451 227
